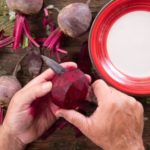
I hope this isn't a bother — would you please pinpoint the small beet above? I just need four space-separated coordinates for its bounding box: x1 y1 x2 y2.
0 54 26 105
43 0 92 60
6 0 43 15
42 55 89 109
22 48 42 77
58 2 92 38
0 76 21 104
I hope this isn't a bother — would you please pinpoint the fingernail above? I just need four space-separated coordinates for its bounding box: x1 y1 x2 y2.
55 111 62 117
42 82 52 92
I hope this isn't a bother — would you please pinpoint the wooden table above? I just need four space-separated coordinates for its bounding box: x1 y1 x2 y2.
0 0 150 149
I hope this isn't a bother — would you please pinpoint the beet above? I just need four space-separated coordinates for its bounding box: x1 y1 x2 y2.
6 0 42 50
6 0 43 15
0 76 21 104
58 2 92 38
41 55 89 109
43 0 92 58
0 54 26 105
22 48 42 77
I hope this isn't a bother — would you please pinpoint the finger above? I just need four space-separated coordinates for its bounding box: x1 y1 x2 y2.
109 86 130 99
25 62 77 88
55 109 89 135
92 80 110 105
15 81 52 105
85 74 92 83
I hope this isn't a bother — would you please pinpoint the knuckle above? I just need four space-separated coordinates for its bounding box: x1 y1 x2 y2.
128 97 137 106
93 79 106 88
137 102 144 114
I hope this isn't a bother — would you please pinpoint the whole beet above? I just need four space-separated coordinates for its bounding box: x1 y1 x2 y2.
58 2 92 38
22 48 42 78
0 54 26 105
0 76 21 104
43 0 92 56
6 0 43 15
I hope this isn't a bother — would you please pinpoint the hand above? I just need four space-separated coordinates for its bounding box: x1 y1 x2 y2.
0 62 77 149
55 80 144 150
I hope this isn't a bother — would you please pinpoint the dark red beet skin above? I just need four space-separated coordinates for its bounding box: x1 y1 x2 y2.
50 69 89 109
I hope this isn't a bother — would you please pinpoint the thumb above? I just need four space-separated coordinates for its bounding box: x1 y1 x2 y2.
55 109 89 134
14 81 52 105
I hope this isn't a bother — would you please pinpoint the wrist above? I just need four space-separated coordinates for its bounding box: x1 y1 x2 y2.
106 137 144 150
0 125 25 150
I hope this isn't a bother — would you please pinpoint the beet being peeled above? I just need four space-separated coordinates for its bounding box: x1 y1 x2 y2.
43 0 92 57
41 55 89 109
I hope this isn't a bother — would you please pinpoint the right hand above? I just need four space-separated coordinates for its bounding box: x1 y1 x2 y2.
55 80 144 150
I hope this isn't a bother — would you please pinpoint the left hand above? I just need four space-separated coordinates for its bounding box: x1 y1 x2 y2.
1 62 77 146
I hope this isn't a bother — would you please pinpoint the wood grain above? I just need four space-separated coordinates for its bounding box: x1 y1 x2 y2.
0 0 150 150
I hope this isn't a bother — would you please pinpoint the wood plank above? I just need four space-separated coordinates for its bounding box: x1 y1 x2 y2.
0 0 150 150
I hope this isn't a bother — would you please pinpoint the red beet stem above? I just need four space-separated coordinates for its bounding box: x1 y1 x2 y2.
47 29 63 49
0 36 14 48
23 20 40 47
44 28 60 47
13 13 40 49
44 8 49 17
13 14 25 49
56 48 68 54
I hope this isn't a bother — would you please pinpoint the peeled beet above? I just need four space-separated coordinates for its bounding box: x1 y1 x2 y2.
58 2 92 38
51 69 89 109
41 56 89 109
6 0 43 15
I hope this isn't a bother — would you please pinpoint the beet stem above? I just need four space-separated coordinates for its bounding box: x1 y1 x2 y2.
23 21 40 48
47 30 63 49
56 48 68 54
44 28 60 47
41 55 65 74
13 14 25 49
44 8 49 17
0 37 14 48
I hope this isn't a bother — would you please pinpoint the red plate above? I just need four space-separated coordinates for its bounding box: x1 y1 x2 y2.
89 0 150 96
